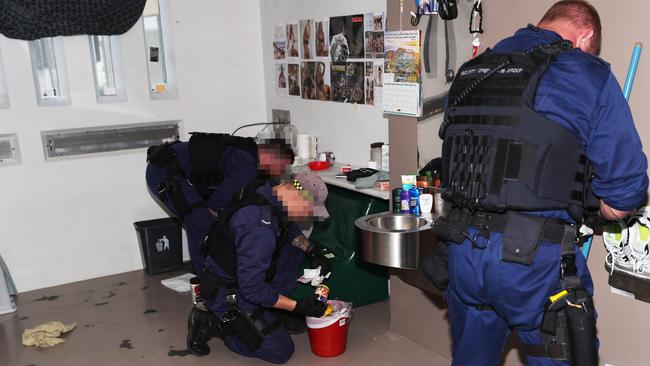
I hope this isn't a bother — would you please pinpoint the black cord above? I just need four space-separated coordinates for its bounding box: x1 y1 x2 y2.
231 122 287 136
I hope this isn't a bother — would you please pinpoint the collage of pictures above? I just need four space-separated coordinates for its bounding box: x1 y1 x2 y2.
273 12 384 106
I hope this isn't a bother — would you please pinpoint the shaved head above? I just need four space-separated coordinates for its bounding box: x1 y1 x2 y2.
539 0 602 55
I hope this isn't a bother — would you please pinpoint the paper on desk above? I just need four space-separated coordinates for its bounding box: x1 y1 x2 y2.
161 273 195 292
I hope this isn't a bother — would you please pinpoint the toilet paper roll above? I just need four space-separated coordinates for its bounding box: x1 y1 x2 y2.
297 134 311 159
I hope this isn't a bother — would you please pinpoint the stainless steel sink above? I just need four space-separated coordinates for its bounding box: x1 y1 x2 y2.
355 212 434 269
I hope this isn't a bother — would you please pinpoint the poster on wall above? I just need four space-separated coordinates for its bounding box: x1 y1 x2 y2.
273 24 286 59
383 30 422 116
275 63 288 96
288 63 301 96
374 62 384 87
287 22 300 58
299 19 314 59
331 62 365 104
301 62 316 100
315 20 329 58
329 14 364 62
314 61 331 101
365 61 375 105
373 12 385 31
365 31 385 58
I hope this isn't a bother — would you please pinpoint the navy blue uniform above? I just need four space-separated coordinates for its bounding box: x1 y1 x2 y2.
204 183 304 363
446 26 648 365
145 142 258 272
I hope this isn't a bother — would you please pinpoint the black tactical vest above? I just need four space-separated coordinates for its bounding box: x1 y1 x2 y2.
188 132 258 199
202 181 288 281
439 42 599 221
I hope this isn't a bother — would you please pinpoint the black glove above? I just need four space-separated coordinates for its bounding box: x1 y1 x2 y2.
305 244 333 277
293 296 327 318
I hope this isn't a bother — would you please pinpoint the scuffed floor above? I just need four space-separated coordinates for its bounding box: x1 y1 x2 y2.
1 270 450 366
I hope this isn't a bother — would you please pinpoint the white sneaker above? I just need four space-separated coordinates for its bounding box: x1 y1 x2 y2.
603 220 632 274
627 219 650 276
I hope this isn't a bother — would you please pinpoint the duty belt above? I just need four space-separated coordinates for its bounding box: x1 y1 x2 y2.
439 208 570 244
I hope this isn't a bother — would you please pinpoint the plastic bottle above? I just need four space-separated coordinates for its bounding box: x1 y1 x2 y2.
419 188 433 215
400 186 411 214
409 185 420 215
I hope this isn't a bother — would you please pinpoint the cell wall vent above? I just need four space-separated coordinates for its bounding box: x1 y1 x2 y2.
42 121 180 159
0 134 21 166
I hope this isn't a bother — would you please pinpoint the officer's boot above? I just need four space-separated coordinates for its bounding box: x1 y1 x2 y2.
186 306 223 356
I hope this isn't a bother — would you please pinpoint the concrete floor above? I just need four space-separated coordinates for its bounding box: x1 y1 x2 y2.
1 270 451 366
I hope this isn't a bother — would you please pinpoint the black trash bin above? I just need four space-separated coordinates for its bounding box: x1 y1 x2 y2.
134 218 184 275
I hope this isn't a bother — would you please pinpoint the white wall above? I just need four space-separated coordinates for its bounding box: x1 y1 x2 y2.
260 0 388 167
0 1 267 292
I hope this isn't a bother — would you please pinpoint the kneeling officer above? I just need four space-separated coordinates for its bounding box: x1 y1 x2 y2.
188 171 331 363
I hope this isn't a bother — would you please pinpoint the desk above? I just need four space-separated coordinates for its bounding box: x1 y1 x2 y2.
293 163 390 201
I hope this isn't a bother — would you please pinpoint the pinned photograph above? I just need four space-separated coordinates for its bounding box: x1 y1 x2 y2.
314 61 331 101
374 63 384 87
365 31 385 58
315 20 329 58
365 76 375 105
366 61 374 77
415 0 438 15
346 62 365 104
374 12 385 31
288 63 301 96
301 62 317 100
275 63 288 96
273 24 286 59
300 19 314 59
287 23 300 58
331 63 348 103
330 14 365 62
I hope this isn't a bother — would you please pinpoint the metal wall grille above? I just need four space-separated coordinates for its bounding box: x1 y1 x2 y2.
42 121 180 159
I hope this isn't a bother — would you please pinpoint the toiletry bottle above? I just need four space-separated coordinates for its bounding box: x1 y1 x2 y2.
392 188 403 213
419 188 433 215
409 185 420 215
400 186 411 214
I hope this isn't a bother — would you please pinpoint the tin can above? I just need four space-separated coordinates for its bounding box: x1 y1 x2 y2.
315 284 330 303
190 276 202 305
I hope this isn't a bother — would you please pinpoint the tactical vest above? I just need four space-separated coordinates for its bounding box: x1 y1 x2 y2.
202 181 288 281
439 41 599 221
146 132 258 218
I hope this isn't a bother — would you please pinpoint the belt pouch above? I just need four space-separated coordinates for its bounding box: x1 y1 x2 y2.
224 309 266 352
501 212 544 265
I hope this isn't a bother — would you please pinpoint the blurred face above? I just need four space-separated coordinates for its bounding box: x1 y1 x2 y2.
273 183 313 221
258 146 291 178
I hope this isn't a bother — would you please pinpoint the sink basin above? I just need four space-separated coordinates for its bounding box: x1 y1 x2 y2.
355 212 433 269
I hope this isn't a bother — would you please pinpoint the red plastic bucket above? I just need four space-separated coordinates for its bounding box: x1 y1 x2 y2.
307 315 350 356
306 300 351 357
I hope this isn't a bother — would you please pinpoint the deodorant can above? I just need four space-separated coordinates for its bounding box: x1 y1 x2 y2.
400 189 411 214
392 188 403 213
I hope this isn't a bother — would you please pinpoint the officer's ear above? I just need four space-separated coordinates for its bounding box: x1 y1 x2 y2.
576 28 594 53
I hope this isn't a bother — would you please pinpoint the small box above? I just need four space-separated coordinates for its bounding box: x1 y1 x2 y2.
134 218 183 275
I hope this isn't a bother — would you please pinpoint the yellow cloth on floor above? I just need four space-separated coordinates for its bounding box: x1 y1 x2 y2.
22 321 77 348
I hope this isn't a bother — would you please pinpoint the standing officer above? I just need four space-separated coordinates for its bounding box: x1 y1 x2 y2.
435 1 648 365
145 133 295 273
187 171 331 363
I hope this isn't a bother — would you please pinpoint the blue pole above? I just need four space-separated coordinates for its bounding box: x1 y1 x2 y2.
582 42 643 259
623 43 643 101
